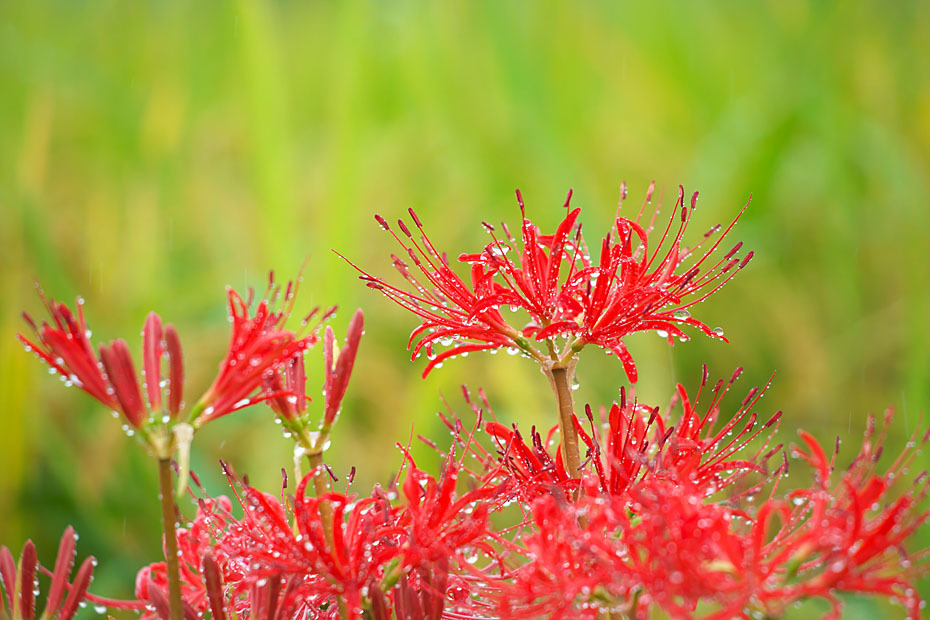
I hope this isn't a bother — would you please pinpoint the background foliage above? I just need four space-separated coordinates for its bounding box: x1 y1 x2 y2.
1 1 928 617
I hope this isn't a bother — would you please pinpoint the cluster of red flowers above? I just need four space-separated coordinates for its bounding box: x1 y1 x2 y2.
347 183 751 381
10 185 930 620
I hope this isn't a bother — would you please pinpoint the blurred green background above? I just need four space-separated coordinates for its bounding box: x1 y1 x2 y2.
1 1 929 617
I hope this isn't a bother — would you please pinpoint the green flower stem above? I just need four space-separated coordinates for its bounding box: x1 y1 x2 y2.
157 457 184 620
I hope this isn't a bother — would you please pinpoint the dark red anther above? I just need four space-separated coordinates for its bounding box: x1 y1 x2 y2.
722 258 740 273
21 311 37 331
647 406 660 427
725 242 743 260
762 410 783 429
659 426 676 448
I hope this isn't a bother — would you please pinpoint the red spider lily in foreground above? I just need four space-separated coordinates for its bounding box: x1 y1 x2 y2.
121 376 930 620
348 183 751 382
480 366 783 502
133 440 508 620
457 385 929 619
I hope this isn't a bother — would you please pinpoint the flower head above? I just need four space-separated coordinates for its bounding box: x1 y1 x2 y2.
745 410 930 619
350 184 751 381
20 291 184 433
191 273 334 427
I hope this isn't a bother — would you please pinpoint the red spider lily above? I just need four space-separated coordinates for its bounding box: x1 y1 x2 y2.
497 477 776 619
496 411 930 619
577 368 784 498
741 410 930 620
396 446 505 572
19 292 184 431
199 438 507 619
621 477 758 620
136 488 335 620
496 492 639 620
222 476 402 618
483 422 576 498
264 309 364 429
190 273 335 427
136 496 242 620
454 368 781 501
0 527 96 620
348 184 751 381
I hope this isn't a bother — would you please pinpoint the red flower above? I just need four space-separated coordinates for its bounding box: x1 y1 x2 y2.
470 368 782 501
136 496 241 619
20 293 184 431
189 435 507 619
744 410 930 619
349 184 751 381
219 475 402 618
191 274 334 427
581 367 783 498
492 405 930 619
